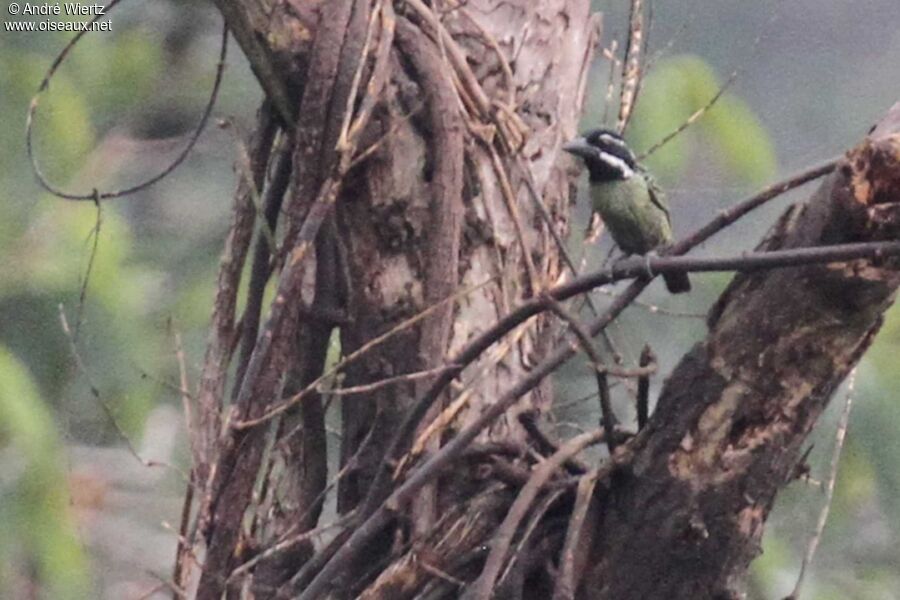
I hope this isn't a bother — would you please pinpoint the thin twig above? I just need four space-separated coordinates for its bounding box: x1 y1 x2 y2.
58 305 185 480
668 158 838 255
638 68 739 160
132 364 191 398
348 106 423 170
545 298 618 452
227 120 280 254
138 579 182 600
552 468 600 600
519 158 622 361
231 136 293 398
487 145 540 294
58 306 136 463
171 327 195 448
553 389 601 412
171 471 195 599
638 7 782 159
601 41 620 125
518 412 588 474
601 362 656 378
598 288 706 318
407 387 471 461
642 16 692 75
170 322 197 598
617 0 644 133
786 368 857 600
421 560 467 588
337 0 388 150
457 6 515 108
242 415 380 585
496 487 566 591
233 277 492 429
73 194 101 341
227 517 349 583
323 365 460 396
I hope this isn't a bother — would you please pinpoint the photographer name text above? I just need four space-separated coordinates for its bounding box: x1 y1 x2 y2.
16 2 104 15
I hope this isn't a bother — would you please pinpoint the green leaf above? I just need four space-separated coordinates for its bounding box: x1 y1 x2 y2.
0 347 91 599
629 54 776 186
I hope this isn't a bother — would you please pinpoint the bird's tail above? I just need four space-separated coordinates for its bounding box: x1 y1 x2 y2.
663 271 691 294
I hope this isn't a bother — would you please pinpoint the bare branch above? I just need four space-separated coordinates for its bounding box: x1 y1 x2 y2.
617 0 644 132
544 298 619 452
324 366 461 396
553 469 601 600
59 305 185 479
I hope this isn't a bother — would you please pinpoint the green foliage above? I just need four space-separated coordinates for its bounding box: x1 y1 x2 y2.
0 0 198 469
854 306 900 522
4 53 95 184
0 13 213 593
867 303 900 393
628 55 777 186
69 30 164 120
0 347 91 599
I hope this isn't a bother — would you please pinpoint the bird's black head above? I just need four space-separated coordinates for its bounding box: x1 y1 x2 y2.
563 128 637 182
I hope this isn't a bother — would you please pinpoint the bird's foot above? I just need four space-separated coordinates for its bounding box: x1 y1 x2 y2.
642 251 658 279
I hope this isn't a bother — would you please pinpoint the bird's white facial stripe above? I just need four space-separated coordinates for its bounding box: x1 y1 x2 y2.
597 133 629 150
597 150 634 179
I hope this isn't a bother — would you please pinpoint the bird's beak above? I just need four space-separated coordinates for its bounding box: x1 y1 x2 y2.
562 136 594 160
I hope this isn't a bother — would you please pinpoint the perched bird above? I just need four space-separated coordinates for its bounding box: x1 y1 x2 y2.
563 128 691 294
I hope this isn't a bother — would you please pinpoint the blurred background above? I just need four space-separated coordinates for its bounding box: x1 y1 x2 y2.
1 0 898 598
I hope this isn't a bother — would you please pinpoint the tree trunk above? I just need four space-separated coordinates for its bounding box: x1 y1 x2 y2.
333 0 597 517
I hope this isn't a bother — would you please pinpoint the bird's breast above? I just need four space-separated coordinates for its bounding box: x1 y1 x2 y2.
589 177 672 255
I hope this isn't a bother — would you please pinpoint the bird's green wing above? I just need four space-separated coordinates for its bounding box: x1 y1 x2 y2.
643 169 672 226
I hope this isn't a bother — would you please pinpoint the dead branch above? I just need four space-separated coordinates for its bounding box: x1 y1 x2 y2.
195 103 278 474
552 468 602 600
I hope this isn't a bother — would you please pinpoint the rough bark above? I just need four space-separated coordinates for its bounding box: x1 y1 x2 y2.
195 2 383 597
333 0 598 518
